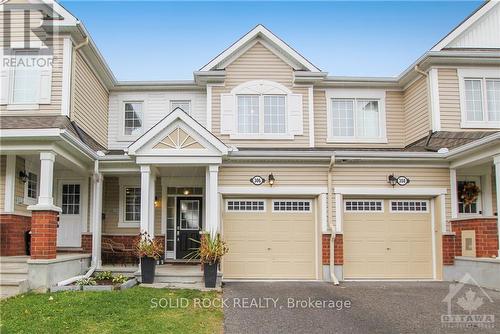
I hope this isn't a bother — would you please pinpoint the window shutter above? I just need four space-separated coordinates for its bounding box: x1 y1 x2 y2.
0 66 9 104
288 93 303 135
38 58 52 104
220 93 235 135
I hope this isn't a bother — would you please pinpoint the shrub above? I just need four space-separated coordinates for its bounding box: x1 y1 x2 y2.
95 271 113 281
76 277 97 286
112 274 128 285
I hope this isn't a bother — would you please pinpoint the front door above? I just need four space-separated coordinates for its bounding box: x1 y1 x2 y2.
176 197 202 259
57 181 83 247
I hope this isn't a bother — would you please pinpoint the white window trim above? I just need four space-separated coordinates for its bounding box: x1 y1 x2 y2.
389 200 430 213
225 199 266 213
458 68 500 129
230 80 295 140
23 168 38 206
456 175 483 217
118 177 141 228
272 199 312 213
325 88 387 143
117 98 146 142
344 199 385 213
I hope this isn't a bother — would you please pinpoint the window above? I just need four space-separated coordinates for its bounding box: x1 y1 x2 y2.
124 187 141 222
273 200 311 212
10 51 40 104
226 200 265 212
344 200 383 212
331 98 380 139
459 68 500 128
390 200 428 213
237 95 286 134
457 178 482 215
170 100 191 114
61 184 80 215
124 102 143 136
179 200 200 230
26 172 38 200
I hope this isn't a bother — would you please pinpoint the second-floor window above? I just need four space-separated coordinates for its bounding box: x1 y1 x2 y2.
330 98 380 139
124 102 143 136
12 56 40 104
170 100 191 114
464 78 500 123
237 95 286 134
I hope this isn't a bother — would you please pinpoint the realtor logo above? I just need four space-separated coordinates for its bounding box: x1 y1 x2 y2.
441 273 495 329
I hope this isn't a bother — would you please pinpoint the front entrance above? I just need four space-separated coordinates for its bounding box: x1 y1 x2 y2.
56 181 83 247
176 197 202 259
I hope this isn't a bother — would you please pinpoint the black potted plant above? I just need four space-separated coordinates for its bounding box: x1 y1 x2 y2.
188 233 228 288
134 232 162 284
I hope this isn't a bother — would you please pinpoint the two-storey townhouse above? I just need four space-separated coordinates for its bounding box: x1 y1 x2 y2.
0 0 499 290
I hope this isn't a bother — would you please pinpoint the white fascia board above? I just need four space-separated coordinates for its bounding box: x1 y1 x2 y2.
219 186 328 196
430 1 496 51
445 133 500 159
199 25 320 72
127 108 228 155
0 128 62 138
136 156 222 165
334 187 447 196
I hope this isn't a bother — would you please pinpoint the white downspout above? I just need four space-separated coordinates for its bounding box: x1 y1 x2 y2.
57 159 99 286
328 155 340 285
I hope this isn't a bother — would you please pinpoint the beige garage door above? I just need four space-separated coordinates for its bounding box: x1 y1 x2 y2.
222 198 316 279
343 199 433 279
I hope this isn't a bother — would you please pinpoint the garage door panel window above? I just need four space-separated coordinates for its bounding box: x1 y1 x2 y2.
272 200 311 213
344 200 384 212
226 200 266 212
390 200 429 213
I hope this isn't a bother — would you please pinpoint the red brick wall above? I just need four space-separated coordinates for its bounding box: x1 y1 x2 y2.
451 218 498 258
30 211 58 259
0 214 31 256
82 234 92 253
442 234 456 265
322 234 343 265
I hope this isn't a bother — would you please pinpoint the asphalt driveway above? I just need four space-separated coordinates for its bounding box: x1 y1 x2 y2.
223 281 500 334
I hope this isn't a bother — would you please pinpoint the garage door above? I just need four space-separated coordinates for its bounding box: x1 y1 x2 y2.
343 199 433 279
222 199 316 279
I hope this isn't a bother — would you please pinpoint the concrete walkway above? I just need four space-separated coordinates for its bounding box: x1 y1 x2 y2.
223 281 500 334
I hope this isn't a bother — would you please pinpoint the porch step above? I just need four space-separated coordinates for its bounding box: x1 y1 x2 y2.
134 264 222 284
96 266 138 277
0 278 29 299
0 256 29 263
0 262 29 272
140 282 222 291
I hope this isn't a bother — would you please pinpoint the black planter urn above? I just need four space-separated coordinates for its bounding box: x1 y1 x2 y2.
204 262 218 288
140 256 156 284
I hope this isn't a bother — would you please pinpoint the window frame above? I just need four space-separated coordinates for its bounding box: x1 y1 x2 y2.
272 200 312 213
236 94 288 136
23 169 38 205
8 49 42 109
389 200 429 213
344 199 384 213
326 89 387 143
225 199 266 213
458 68 500 129
456 176 482 217
118 177 141 227
117 98 146 141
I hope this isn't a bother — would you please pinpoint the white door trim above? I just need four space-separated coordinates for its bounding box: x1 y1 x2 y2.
55 178 88 247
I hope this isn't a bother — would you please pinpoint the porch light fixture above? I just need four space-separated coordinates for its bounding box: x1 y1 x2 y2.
268 173 275 186
183 189 190 195
388 174 397 187
154 196 160 208
19 170 28 183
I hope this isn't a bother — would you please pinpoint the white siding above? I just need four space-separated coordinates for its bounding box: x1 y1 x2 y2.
108 90 207 150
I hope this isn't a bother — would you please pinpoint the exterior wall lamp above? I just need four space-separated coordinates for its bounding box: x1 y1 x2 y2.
388 174 397 187
268 173 275 186
154 196 160 208
19 170 28 183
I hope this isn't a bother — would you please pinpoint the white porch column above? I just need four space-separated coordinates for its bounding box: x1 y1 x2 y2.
450 168 458 219
140 165 151 235
494 155 500 258
91 169 103 268
4 155 16 213
207 165 219 237
148 170 156 235
28 151 59 211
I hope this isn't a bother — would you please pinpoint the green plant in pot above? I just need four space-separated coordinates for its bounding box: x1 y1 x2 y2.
187 233 228 288
134 231 162 284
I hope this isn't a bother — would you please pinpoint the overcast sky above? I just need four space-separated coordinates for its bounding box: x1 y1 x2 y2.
60 1 483 81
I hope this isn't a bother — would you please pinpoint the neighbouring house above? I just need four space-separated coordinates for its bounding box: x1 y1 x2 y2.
0 0 499 290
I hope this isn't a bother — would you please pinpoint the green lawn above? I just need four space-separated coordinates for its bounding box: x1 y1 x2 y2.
0 287 222 334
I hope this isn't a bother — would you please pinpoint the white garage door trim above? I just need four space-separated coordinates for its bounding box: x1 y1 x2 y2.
342 197 437 281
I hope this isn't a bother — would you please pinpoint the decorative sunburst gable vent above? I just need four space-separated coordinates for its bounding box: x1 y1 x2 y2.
153 127 205 150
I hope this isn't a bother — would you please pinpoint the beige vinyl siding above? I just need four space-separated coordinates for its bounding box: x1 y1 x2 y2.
0 156 5 212
71 52 109 148
219 166 328 187
0 8 63 114
314 90 405 148
438 68 461 131
102 176 162 236
330 166 451 229
403 77 430 145
212 42 309 147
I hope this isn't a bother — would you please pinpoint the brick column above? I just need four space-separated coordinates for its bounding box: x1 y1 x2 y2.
30 211 58 259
